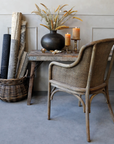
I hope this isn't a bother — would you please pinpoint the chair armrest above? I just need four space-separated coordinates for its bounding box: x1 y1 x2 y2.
49 61 73 68
48 46 85 80
48 61 72 80
49 45 86 69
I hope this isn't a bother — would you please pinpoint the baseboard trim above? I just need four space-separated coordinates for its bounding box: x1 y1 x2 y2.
33 91 47 96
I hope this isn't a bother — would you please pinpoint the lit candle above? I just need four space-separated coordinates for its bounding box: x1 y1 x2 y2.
65 33 71 46
72 27 80 39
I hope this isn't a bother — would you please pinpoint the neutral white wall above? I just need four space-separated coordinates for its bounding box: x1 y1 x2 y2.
0 0 114 14
0 0 114 91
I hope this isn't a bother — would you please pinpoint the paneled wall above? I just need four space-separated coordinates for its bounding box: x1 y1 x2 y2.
0 0 114 91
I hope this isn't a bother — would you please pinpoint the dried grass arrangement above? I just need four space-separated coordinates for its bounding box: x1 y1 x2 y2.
32 3 82 30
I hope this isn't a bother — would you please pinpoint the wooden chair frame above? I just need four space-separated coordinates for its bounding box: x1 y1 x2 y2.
48 39 114 142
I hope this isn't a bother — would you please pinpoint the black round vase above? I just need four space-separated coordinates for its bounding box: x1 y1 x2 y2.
41 30 65 51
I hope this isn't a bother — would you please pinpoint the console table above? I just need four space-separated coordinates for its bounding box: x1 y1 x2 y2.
27 50 79 105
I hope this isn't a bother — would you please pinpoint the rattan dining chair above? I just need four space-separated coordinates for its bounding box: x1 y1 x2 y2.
47 38 114 142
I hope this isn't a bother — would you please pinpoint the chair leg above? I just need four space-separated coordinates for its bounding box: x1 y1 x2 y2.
105 86 114 122
85 93 91 142
48 82 51 120
78 95 82 107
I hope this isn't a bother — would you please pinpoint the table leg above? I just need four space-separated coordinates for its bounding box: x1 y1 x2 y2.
27 61 36 105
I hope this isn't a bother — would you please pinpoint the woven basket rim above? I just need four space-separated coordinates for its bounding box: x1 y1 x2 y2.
0 76 28 102
0 76 27 82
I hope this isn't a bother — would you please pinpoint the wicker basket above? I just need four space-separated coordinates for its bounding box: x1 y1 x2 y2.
0 76 28 102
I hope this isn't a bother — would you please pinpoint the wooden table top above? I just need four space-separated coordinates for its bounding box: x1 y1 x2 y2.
28 50 79 61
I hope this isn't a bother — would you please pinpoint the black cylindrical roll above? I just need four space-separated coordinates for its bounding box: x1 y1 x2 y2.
1 34 11 79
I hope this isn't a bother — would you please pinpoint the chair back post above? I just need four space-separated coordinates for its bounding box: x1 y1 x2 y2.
85 44 96 142
86 44 96 93
105 48 114 84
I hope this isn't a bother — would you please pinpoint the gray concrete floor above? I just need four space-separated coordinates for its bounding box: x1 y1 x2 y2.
0 91 114 144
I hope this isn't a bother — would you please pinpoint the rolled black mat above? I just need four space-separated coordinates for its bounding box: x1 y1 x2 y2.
1 34 11 79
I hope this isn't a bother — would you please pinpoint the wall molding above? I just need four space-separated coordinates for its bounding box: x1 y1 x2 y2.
7 27 11 34
91 27 114 41
7 26 38 50
27 27 38 50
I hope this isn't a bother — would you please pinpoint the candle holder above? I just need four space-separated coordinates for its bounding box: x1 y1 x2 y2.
65 45 69 51
65 45 72 53
71 38 80 52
